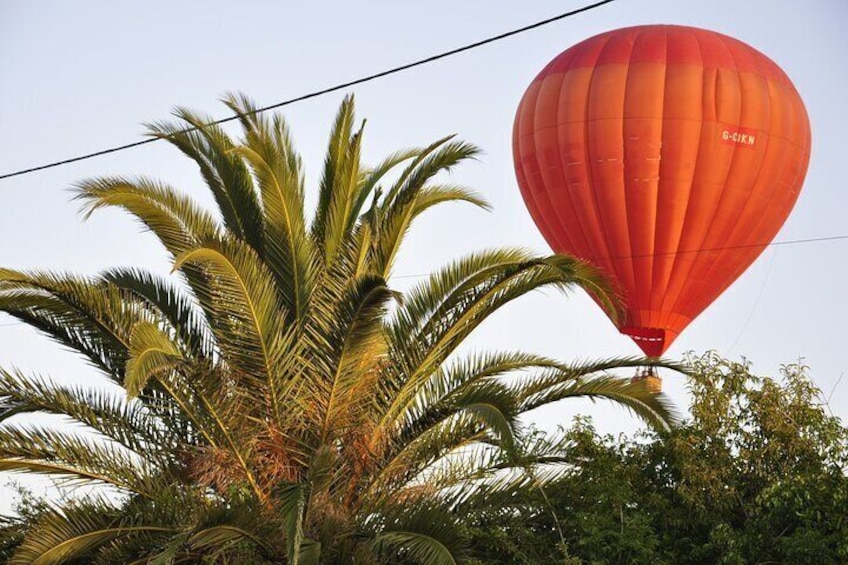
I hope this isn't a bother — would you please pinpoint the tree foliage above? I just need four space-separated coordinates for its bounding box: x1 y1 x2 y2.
0 95 677 564
467 352 848 564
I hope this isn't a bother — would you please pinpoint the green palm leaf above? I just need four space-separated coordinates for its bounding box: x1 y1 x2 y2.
223 94 316 321
0 369 175 458
8 499 174 565
74 176 220 255
146 111 264 250
124 321 184 398
0 425 158 495
0 269 154 381
173 235 293 398
102 267 213 358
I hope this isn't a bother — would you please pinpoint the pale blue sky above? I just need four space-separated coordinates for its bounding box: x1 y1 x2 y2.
1 0 846 512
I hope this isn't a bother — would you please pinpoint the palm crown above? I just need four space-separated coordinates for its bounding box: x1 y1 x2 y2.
0 94 676 564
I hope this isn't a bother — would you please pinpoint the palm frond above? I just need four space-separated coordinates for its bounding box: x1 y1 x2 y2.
0 425 160 496
0 369 175 460
519 372 681 431
124 322 184 398
74 176 220 256
377 351 561 443
373 502 466 565
173 235 293 406
101 267 213 358
312 95 371 265
74 179 221 336
371 183 488 279
225 94 316 321
0 269 156 381
372 140 483 277
145 112 264 250
369 411 489 499
9 498 174 565
380 134 458 206
382 251 615 427
316 275 392 441
354 147 421 215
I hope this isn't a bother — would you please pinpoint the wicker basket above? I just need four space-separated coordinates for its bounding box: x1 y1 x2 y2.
631 371 662 393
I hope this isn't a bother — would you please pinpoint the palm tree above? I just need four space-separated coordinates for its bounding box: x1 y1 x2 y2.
0 95 677 564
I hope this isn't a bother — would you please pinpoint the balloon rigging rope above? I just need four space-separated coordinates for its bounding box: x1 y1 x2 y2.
391 234 848 279
0 0 617 181
726 246 778 356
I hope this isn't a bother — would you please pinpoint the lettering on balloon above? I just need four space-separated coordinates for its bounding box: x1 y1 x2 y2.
720 127 758 148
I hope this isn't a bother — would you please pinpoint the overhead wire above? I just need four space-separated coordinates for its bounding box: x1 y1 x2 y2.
391 234 848 279
0 233 838 313
0 0 617 181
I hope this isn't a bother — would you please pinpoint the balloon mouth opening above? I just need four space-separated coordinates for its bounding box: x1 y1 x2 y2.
620 326 677 357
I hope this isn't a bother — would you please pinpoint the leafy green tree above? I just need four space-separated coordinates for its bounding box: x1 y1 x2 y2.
0 95 675 564
648 353 848 564
467 352 848 564
465 418 661 565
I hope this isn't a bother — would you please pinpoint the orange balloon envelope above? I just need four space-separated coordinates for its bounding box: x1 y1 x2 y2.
513 25 811 356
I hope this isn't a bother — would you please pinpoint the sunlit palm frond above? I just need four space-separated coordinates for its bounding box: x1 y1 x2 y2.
101 266 213 358
380 135 461 207
0 369 175 459
312 95 361 262
226 97 316 321
124 321 184 398
314 274 392 442
8 498 176 565
146 112 264 251
356 146 421 212
0 270 158 381
381 251 614 428
369 138 485 278
0 424 161 496
173 234 293 401
74 176 220 256
521 373 680 431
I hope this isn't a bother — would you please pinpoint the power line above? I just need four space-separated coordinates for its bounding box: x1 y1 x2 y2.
0 233 842 301
0 232 844 325
0 0 617 182
391 234 848 279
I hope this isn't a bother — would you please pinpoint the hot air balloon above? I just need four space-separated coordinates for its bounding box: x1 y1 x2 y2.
513 25 811 385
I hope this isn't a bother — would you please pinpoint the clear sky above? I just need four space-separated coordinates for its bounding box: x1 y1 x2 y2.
1 0 846 513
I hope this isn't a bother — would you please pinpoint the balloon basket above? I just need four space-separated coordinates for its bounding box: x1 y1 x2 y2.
631 367 662 393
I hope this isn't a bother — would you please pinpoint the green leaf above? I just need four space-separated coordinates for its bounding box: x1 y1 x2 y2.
125 322 183 398
9 500 173 565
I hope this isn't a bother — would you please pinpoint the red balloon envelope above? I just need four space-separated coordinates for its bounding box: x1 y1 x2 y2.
513 25 811 356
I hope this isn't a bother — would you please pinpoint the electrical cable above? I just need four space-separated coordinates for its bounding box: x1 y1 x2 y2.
0 0 617 181
0 233 844 334
391 234 848 279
